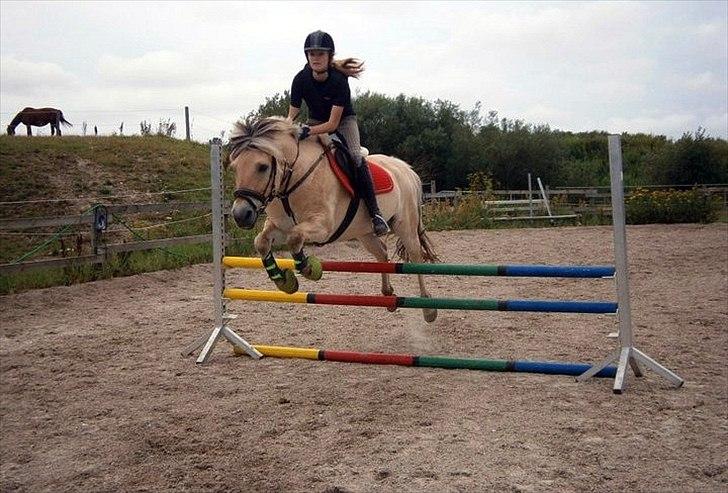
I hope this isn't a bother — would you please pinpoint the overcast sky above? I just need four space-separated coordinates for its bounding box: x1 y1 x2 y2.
1 1 726 141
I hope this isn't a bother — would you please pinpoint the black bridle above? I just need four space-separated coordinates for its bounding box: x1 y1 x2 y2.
232 140 326 223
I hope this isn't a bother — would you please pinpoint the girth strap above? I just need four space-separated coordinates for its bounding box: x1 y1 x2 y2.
314 193 361 246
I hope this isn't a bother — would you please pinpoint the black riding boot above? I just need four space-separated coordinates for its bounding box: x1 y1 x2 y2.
356 160 390 236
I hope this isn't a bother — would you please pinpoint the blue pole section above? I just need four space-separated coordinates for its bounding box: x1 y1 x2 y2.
504 300 618 313
504 265 615 278
514 361 618 378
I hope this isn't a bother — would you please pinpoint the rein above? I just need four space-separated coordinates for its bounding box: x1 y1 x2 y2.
233 140 326 224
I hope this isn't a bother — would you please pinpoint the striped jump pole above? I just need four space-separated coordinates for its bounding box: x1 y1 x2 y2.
223 288 618 314
234 345 618 378
223 256 616 278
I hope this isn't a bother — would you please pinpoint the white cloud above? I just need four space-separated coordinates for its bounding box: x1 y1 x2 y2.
0 55 79 95
606 113 699 136
96 51 214 87
679 71 723 92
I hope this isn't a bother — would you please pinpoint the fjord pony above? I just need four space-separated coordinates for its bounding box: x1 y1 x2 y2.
6 107 72 136
228 117 439 322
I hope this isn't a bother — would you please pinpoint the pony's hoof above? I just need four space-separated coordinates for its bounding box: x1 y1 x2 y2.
423 309 437 323
274 269 299 294
301 255 322 281
386 306 397 313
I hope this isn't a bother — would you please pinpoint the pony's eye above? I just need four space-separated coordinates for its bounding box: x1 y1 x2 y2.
257 163 270 173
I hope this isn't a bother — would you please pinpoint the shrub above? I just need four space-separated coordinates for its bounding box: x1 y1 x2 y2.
423 194 495 230
626 188 720 224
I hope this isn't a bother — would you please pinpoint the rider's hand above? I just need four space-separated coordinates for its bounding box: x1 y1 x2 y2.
297 125 311 141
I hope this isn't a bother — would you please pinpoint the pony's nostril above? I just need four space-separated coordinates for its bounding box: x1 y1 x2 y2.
232 205 256 228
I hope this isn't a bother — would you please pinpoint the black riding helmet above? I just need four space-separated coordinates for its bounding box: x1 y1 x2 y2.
304 30 335 56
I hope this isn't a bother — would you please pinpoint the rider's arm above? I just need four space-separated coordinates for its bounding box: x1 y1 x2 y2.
308 105 343 135
286 105 300 122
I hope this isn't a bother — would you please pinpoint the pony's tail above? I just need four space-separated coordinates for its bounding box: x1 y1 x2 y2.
395 183 440 263
59 112 72 127
332 58 364 78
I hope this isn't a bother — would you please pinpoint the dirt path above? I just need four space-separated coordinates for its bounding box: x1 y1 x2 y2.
1 224 727 492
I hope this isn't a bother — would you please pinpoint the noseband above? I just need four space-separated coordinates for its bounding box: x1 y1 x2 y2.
233 140 326 223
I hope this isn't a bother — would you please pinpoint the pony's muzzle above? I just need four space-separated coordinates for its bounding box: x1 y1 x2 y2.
231 201 258 229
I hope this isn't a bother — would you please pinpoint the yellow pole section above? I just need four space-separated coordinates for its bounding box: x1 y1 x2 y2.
253 345 320 359
223 256 296 270
233 344 320 359
223 288 308 303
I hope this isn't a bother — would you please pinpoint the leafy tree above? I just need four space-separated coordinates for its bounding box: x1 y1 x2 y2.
245 90 727 189
646 128 728 185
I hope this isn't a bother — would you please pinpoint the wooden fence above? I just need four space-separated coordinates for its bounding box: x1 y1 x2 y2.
3 183 726 275
424 183 728 218
0 201 212 275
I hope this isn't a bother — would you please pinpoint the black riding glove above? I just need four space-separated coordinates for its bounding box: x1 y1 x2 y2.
297 126 311 141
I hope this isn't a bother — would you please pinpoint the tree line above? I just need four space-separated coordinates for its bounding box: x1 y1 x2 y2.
245 91 728 190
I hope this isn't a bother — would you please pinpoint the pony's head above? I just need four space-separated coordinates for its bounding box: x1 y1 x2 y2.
7 125 15 136
227 116 299 228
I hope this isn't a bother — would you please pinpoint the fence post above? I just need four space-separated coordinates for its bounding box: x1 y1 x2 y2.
185 106 191 141
528 173 533 217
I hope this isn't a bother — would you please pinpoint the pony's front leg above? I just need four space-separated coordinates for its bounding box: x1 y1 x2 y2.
286 221 327 282
254 220 299 294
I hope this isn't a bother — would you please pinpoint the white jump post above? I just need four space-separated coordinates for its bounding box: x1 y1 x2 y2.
576 135 683 393
183 139 262 363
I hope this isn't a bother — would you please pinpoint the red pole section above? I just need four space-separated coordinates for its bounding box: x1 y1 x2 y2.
311 293 398 309
320 261 398 274
322 350 415 366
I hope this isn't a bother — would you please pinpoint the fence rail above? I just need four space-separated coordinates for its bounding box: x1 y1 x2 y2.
3 183 727 275
0 201 214 276
424 184 728 215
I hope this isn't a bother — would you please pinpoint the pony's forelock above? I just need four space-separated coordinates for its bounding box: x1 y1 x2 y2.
228 116 297 161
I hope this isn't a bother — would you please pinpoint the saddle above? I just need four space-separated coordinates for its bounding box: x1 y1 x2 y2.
308 135 394 246
320 136 394 196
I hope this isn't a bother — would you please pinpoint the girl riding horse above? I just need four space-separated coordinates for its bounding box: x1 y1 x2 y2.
287 30 390 237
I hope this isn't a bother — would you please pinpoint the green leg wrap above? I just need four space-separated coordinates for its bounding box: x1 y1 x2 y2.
293 250 322 281
262 252 284 281
263 252 299 293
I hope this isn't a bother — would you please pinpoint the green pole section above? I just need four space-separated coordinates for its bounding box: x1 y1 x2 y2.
417 355 510 371
400 263 500 276
401 297 500 310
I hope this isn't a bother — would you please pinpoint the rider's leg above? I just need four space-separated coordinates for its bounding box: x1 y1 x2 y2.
337 116 390 236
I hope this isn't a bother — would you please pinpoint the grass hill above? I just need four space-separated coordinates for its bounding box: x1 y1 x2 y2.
0 135 211 217
0 135 250 293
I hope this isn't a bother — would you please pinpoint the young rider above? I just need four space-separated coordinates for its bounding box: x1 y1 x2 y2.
286 30 390 237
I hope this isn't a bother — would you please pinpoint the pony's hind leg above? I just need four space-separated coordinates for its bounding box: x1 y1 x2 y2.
391 225 437 323
359 233 395 302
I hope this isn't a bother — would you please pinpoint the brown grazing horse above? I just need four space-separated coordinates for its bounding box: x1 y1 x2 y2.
228 117 440 322
6 107 72 136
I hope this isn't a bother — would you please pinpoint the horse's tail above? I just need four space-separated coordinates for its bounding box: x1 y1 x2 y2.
58 111 72 127
395 176 439 263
